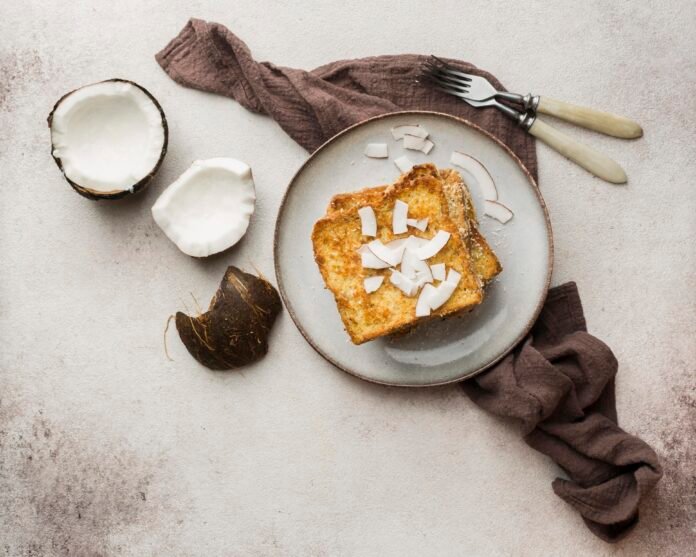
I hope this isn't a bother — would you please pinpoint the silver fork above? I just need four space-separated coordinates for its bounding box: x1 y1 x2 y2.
423 57 640 183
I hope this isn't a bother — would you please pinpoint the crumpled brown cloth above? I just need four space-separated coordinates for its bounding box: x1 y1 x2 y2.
156 19 662 543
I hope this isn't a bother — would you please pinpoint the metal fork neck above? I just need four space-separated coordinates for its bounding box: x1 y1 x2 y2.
494 103 536 130
496 92 540 112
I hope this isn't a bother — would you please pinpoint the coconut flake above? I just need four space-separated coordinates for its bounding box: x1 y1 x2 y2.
430 263 446 281
392 200 408 234
364 275 384 293
484 200 514 224
368 240 402 267
414 230 451 260
364 143 388 159
416 285 436 317
406 218 428 231
391 124 428 140
358 245 391 269
389 269 418 297
427 281 458 310
403 134 427 151
401 248 433 283
357 206 377 237
394 155 414 173
445 268 462 286
450 151 498 201
420 139 434 155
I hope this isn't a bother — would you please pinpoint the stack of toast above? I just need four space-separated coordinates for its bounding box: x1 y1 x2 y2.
312 163 501 344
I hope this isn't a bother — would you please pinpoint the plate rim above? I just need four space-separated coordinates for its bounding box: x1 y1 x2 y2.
273 110 554 387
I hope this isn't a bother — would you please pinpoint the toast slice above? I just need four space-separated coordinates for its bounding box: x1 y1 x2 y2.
328 165 501 285
312 168 483 345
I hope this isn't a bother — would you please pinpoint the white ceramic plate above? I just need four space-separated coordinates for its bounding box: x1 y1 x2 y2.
274 112 552 387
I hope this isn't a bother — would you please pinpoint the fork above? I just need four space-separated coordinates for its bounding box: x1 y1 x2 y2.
423 57 641 183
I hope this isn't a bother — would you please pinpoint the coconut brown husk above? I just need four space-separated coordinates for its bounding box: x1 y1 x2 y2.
175 266 282 370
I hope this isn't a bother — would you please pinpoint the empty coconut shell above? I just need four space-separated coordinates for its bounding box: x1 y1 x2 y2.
175 266 282 370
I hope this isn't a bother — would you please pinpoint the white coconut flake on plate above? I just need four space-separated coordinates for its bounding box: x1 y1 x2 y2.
414 230 451 260
420 139 435 155
358 244 391 269
394 155 414 173
364 143 388 159
391 124 428 140
450 151 498 201
389 269 418 297
392 200 409 234
403 134 427 151
406 217 428 231
430 263 446 281
357 206 377 236
484 200 514 224
363 275 384 293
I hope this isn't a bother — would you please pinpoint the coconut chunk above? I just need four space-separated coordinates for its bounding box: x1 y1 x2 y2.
406 218 428 231
445 268 462 286
426 280 458 310
358 206 377 237
364 143 388 159
48 79 167 199
389 269 418 297
151 158 255 258
414 230 451 260
484 200 514 224
391 124 429 140
392 200 409 234
450 151 498 201
364 275 385 293
430 263 446 281
394 155 414 173
401 248 433 283
358 244 391 269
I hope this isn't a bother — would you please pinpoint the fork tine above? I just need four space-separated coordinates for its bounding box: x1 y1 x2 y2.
421 67 471 91
428 55 474 82
422 61 472 89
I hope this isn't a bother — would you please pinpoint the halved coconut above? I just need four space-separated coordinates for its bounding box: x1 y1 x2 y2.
48 79 168 200
151 158 256 258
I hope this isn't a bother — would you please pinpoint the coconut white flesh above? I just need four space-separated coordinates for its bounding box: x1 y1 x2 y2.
421 139 435 155
394 155 414 173
403 134 427 151
406 217 428 231
364 143 388 158
367 239 403 267
391 124 429 140
450 151 498 201
430 263 446 281
427 280 458 310
363 275 384 293
484 200 514 223
414 230 451 260
401 249 433 283
358 245 391 269
358 206 377 237
445 268 462 286
390 270 418 297
50 80 165 194
151 158 256 258
415 285 435 317
392 200 409 234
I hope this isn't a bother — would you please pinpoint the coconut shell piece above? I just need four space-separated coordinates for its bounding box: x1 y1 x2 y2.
175 267 282 370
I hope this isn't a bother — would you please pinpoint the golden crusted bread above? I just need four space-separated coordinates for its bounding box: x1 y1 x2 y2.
312 169 483 345
329 165 501 285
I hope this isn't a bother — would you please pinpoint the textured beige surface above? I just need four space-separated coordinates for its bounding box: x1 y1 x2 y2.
1 1 694 555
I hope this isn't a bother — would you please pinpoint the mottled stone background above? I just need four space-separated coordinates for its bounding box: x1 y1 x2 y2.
1 1 694 555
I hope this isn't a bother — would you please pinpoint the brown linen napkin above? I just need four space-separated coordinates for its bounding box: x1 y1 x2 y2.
156 19 662 542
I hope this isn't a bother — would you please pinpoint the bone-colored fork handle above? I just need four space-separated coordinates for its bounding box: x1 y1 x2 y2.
529 119 627 183
537 97 643 139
